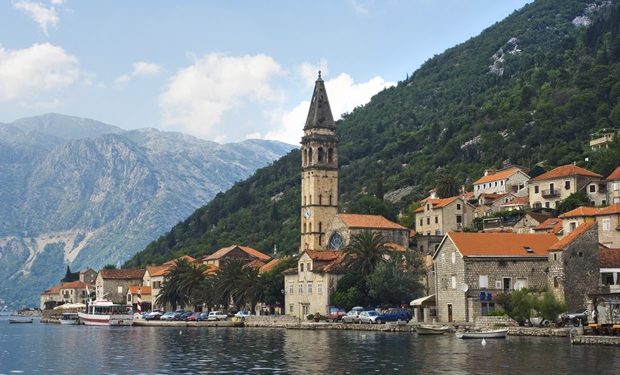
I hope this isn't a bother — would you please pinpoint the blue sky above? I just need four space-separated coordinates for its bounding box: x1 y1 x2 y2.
0 0 531 145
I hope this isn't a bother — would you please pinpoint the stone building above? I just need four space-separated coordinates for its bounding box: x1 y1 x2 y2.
558 206 598 236
39 285 62 310
528 164 606 209
203 245 270 268
594 204 620 248
547 222 599 311
414 195 474 236
79 268 98 285
95 268 145 304
473 167 530 198
511 212 552 234
606 167 620 204
433 232 558 323
324 214 409 251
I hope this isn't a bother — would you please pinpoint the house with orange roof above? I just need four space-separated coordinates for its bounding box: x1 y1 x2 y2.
39 284 63 310
528 164 606 210
433 232 559 322
284 250 346 318
500 196 530 212
511 212 553 234
531 217 563 235
40 281 91 310
606 167 620 205
126 285 152 311
558 206 598 236
324 213 409 252
202 245 271 268
547 222 599 311
143 265 172 310
594 204 620 248
414 194 474 237
95 268 145 304
473 167 530 198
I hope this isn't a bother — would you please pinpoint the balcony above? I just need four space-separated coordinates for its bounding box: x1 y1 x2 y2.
541 189 560 198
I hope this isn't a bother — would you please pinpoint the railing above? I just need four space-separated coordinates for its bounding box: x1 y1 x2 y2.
541 189 560 198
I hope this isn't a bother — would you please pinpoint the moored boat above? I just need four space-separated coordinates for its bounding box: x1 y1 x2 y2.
417 325 450 335
78 300 133 326
59 312 80 325
9 317 33 324
455 328 508 339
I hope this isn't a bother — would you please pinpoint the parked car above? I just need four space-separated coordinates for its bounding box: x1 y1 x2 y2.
160 311 176 321
235 310 251 318
326 307 346 322
198 312 209 321
359 310 379 324
207 311 228 321
558 309 588 327
179 311 192 321
375 308 412 324
185 312 201 321
342 306 365 324
144 311 163 321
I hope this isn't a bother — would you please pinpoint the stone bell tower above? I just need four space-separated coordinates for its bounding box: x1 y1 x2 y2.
300 71 339 252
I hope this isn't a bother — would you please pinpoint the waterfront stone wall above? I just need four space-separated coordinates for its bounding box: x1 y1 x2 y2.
571 335 620 346
474 316 519 330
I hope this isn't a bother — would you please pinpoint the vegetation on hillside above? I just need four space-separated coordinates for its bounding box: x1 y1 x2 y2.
126 0 620 267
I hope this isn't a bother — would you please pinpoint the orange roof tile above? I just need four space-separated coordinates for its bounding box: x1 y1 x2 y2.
99 268 145 280
549 222 597 251
59 281 88 289
259 257 289 274
305 250 343 261
245 259 266 269
558 206 599 218
41 285 62 295
163 255 197 266
607 167 620 181
447 232 558 257
147 265 172 277
204 245 271 261
600 247 620 268
501 196 529 206
474 167 525 185
531 164 602 182
127 285 152 295
338 214 406 230
533 218 563 234
594 204 620 216
409 230 417 238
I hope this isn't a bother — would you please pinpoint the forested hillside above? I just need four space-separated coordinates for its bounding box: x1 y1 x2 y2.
126 0 620 267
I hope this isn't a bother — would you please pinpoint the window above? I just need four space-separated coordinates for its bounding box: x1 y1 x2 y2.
289 284 294 295
307 262 312 271
614 182 619 191
328 148 334 163
419 219 423 227
545 202 550 208
317 283 323 295
307 282 313 295
456 215 462 224
298 283 303 294
300 263 304 272
426 204 430 210
553 253 558 261
553 276 559 288
302 304 309 315
451 251 456 264
289 304 294 314
479 275 488 288
565 181 570 190
427 217 430 225
603 218 611 231
441 254 446 264
456 204 461 210
534 186 539 194
435 216 438 224
578 251 584 257
494 181 498 187
317 147 324 162
590 184 596 193
569 222 576 232
117 286 123 294
451 275 456 289
440 277 448 290
319 194 322 205
515 278 528 290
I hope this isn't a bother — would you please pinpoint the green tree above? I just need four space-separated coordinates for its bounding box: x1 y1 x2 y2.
343 231 389 277
156 258 205 311
555 192 591 215
367 252 426 305
344 196 398 222
435 172 460 198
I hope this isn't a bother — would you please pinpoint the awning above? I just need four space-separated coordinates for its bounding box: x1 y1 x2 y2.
53 303 86 310
410 294 435 306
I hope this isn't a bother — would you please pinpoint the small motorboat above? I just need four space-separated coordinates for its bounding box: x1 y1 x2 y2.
417 325 451 335
9 317 33 324
59 312 80 325
456 328 508 339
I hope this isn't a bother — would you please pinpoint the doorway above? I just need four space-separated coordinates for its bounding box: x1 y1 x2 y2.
447 304 453 322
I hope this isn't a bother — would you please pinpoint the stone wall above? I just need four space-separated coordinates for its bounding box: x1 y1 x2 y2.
474 316 518 330
561 224 599 311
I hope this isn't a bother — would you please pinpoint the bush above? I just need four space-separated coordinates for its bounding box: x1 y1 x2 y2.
487 310 507 317
306 314 315 321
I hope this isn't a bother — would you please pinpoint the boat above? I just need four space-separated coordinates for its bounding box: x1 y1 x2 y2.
78 300 133 326
455 328 508 339
9 317 33 324
417 325 451 335
59 312 80 325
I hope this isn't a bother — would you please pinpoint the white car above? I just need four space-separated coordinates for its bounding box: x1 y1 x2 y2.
359 310 379 324
235 310 251 318
207 311 228 321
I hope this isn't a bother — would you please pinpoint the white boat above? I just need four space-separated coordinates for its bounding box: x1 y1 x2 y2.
59 312 79 325
455 328 508 339
417 325 450 335
78 300 133 326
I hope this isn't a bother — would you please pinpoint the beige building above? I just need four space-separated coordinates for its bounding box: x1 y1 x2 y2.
143 265 171 310
433 232 558 322
95 268 145 304
590 130 616 150
203 245 270 268
473 167 530 198
415 195 474 235
594 204 620 248
607 167 620 204
284 250 344 318
324 213 409 251
558 206 598 236
40 281 90 310
529 164 605 209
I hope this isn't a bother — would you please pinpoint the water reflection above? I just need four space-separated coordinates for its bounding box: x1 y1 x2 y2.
1 322 619 374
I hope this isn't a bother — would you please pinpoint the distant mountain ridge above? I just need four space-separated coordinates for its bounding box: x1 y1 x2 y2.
0 113 294 307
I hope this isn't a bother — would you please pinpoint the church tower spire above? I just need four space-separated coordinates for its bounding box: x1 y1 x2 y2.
300 72 339 252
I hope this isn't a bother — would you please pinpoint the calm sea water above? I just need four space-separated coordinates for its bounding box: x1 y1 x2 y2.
1 317 619 374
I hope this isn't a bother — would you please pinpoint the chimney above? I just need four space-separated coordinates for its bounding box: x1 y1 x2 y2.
484 169 495 176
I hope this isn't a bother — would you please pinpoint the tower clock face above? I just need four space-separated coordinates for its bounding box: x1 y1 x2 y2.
304 207 311 218
329 232 344 250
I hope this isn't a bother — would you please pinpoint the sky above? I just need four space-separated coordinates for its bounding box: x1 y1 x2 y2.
0 0 532 145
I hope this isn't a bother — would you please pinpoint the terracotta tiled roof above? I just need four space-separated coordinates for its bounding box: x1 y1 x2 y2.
99 268 145 280
501 196 529 206
527 212 553 225
531 164 602 182
338 214 406 230
59 281 88 289
259 257 289 274
146 265 171 277
205 264 218 275
305 250 342 261
127 285 152 295
409 230 417 238
322 255 347 273
533 218 563 234
163 255 197 266
447 232 558 257
600 247 620 268
558 206 599 218
474 167 524 185
41 284 62 295
463 191 475 200
593 204 620 216
548 222 597 251
414 206 424 213
245 259 266 269
607 167 620 181
204 245 271 261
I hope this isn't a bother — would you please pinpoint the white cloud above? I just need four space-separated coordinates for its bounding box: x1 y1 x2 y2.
265 70 395 145
14 1 59 35
349 0 370 15
299 60 328 86
0 43 79 101
158 53 284 141
50 0 64 5
114 61 162 86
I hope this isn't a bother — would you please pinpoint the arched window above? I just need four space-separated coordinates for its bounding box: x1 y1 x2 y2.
318 147 324 162
303 223 306 233
319 194 322 205
302 148 306 165
329 232 344 250
329 194 332 206
328 148 334 163
308 148 313 164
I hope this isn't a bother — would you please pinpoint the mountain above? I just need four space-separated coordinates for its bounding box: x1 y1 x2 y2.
126 0 620 268
0 114 294 307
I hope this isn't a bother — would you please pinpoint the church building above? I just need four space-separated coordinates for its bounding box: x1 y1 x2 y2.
284 72 410 318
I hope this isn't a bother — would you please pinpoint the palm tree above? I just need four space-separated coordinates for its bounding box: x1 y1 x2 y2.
343 231 389 276
156 258 206 311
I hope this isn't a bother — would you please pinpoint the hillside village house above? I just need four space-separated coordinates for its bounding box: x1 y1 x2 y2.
600 247 620 293
547 223 600 311
143 265 171 310
473 167 530 198
433 232 558 322
528 164 606 209
415 195 474 237
202 245 271 268
595 204 620 248
511 212 552 234
607 167 620 204
95 269 145 304
558 206 598 235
